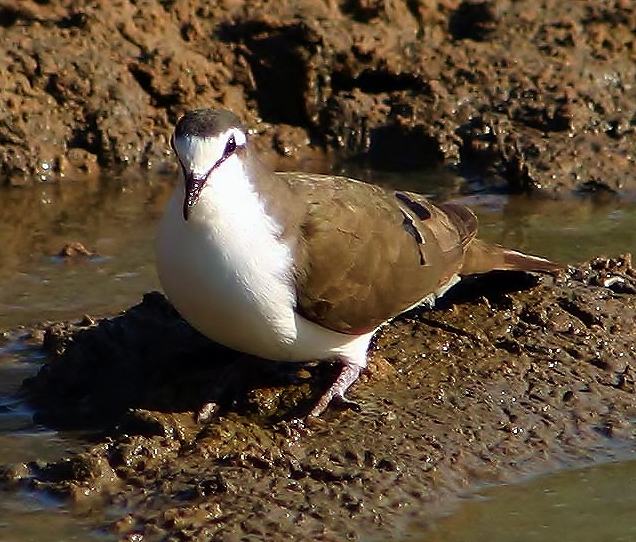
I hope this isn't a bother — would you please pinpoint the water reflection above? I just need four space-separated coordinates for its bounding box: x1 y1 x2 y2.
0 169 633 328
408 458 636 542
0 172 171 326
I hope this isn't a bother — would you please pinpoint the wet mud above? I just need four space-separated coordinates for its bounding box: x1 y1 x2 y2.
2 1 636 539
1 1 635 195
1 256 634 540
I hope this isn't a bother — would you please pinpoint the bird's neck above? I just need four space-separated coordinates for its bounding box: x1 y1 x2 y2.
185 148 305 280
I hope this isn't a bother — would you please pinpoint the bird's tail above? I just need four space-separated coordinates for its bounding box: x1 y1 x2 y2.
460 238 563 276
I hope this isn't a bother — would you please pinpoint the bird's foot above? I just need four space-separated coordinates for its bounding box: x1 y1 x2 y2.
309 363 363 417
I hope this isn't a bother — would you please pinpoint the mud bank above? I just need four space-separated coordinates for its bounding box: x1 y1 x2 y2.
0 255 634 540
1 1 635 194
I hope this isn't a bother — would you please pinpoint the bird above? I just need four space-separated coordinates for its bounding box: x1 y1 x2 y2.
156 109 561 417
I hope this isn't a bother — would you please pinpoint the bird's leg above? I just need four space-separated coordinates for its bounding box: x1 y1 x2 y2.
309 361 363 417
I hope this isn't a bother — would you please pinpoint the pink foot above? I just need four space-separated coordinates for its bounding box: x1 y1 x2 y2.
309 363 363 417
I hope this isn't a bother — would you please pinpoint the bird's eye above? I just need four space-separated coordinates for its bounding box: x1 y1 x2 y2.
223 135 236 158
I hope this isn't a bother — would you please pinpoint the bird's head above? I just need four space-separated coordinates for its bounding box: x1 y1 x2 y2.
171 109 247 220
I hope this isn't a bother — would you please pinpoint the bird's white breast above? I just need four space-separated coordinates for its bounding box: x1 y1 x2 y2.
155 157 369 364
156 156 297 358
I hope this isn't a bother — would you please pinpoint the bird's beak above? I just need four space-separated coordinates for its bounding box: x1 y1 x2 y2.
183 171 206 221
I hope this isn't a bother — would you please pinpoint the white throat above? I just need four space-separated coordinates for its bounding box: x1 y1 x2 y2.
157 153 299 359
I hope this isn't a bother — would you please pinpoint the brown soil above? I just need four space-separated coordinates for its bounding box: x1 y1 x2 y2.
1 0 635 195
0 255 634 540
2 1 636 540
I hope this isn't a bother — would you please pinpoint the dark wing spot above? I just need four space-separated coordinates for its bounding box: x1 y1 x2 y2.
400 210 426 265
395 192 432 221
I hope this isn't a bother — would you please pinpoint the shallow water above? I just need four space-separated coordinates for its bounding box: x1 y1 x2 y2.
0 169 635 541
0 331 111 541
0 173 166 328
1 171 634 329
0 491 110 542
408 458 636 542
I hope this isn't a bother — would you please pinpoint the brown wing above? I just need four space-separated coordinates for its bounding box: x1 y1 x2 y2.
244 147 561 336
270 173 474 335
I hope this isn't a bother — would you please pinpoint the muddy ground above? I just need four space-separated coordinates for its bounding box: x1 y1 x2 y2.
0 256 634 541
1 0 635 194
2 1 636 541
